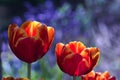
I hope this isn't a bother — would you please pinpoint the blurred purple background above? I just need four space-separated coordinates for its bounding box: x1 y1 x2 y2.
0 0 120 79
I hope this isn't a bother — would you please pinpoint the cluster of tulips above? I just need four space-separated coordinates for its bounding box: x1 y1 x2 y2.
3 21 116 80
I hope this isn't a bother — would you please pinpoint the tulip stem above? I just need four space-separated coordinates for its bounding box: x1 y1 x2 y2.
73 76 76 80
27 63 31 80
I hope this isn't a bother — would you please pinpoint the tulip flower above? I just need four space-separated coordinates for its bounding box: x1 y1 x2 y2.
2 77 29 80
8 21 54 63
55 41 100 77
8 21 54 79
81 70 116 80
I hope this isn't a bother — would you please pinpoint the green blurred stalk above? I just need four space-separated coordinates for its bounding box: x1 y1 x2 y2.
73 76 76 80
27 63 31 80
73 76 82 80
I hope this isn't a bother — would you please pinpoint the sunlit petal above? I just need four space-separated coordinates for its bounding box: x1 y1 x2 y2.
47 26 55 43
81 71 116 80
55 43 64 57
67 41 86 53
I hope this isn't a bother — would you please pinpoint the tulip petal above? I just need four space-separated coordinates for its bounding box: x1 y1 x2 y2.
102 71 110 79
55 43 66 69
16 78 29 80
80 48 90 59
72 58 90 76
47 27 54 43
81 70 95 80
82 71 116 80
89 47 100 68
55 43 65 57
87 70 96 77
67 41 86 53
13 29 27 47
21 21 42 37
80 49 91 67
62 53 82 76
89 48 100 60
37 24 48 42
8 24 18 48
3 77 14 80
14 37 43 63
8 24 18 41
79 47 100 74
21 21 32 29
60 44 73 62
109 76 116 80
83 47 100 70
37 24 51 53
8 24 27 52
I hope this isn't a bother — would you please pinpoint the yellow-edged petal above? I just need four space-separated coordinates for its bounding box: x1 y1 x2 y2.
90 47 100 66
89 47 100 59
74 58 90 76
47 26 54 43
21 21 41 37
86 47 100 69
86 70 95 77
21 21 32 29
55 43 64 57
8 24 18 40
37 24 48 42
8 24 27 50
102 71 110 79
67 41 86 54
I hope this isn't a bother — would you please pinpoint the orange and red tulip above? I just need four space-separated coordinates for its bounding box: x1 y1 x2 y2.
55 41 100 76
81 70 116 80
8 21 54 63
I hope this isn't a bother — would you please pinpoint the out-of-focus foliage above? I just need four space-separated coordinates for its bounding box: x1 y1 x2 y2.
1 0 120 79
2 53 63 80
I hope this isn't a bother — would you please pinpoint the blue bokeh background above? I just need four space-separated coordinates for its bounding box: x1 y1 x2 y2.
0 0 120 79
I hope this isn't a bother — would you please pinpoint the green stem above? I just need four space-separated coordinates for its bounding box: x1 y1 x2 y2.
73 76 76 80
27 63 31 80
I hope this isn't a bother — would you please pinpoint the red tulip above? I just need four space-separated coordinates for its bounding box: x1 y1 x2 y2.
8 21 54 63
81 70 116 80
55 41 100 76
